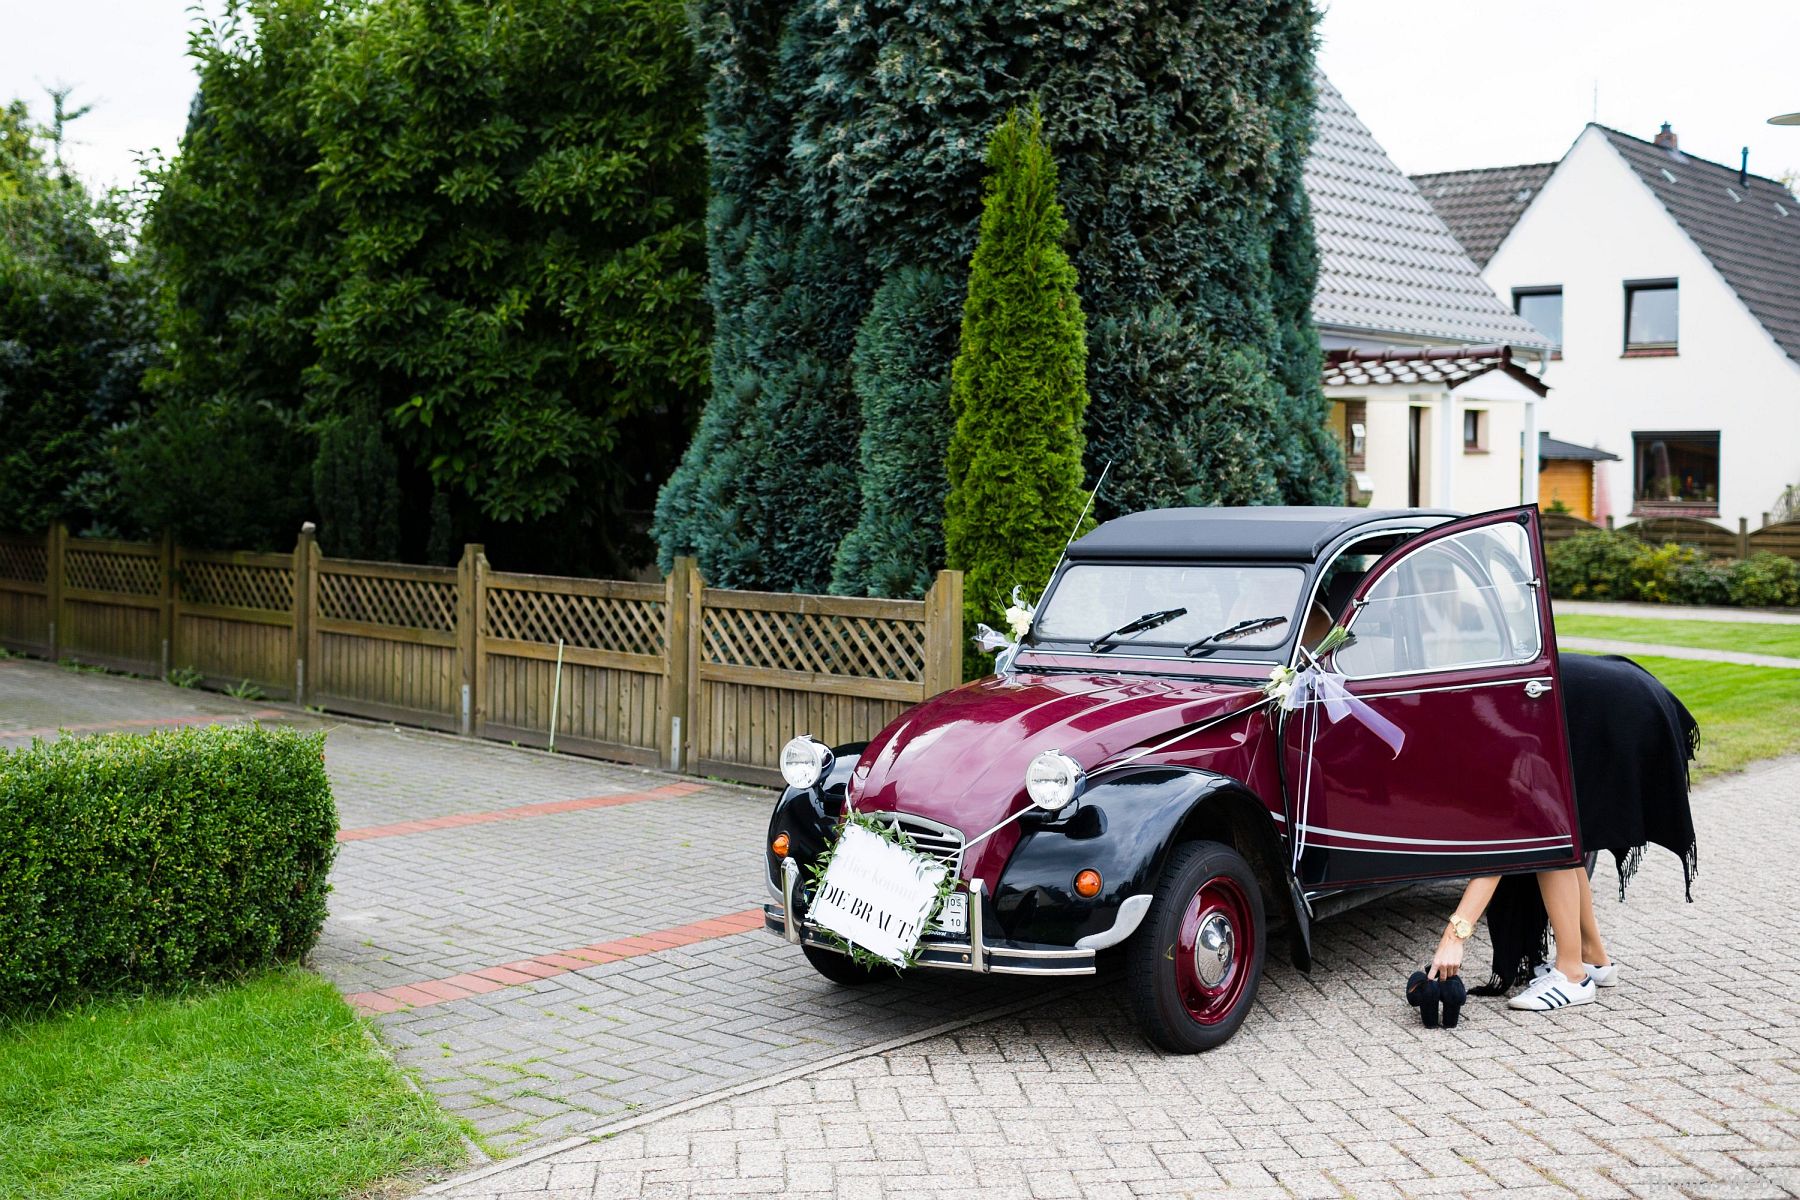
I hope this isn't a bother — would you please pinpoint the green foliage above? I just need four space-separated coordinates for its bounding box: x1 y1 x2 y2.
311 406 400 560
831 267 963 598
1629 542 1704 604
305 0 709 572
167 665 203 689
1546 531 1647 600
0 725 337 1007
1727 552 1800 608
943 108 1091 637
659 0 1339 592
0 969 469 1198
0 94 154 536
1548 531 1800 607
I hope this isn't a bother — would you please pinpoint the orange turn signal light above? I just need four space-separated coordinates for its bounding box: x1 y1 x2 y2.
1074 869 1102 898
771 832 790 857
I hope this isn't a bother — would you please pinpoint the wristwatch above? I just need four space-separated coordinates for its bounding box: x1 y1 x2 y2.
1447 914 1474 940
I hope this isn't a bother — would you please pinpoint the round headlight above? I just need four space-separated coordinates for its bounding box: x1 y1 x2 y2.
780 735 832 790
1025 749 1083 812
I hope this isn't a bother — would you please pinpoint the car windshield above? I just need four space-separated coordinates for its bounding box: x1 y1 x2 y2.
1032 564 1306 654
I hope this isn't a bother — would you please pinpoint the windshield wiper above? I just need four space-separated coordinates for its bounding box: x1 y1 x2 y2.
1087 607 1188 653
1183 614 1288 657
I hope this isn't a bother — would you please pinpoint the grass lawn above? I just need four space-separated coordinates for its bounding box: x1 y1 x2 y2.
1556 613 1800 659
1620 655 1800 781
0 968 469 1200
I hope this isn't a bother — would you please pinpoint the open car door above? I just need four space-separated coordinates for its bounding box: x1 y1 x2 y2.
1283 506 1581 891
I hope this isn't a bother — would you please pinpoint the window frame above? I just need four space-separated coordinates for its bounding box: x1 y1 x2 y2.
1623 278 1679 354
1462 408 1488 454
1630 429 1720 516
1512 285 1564 354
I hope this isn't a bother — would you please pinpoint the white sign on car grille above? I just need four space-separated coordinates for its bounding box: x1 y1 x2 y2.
809 824 949 965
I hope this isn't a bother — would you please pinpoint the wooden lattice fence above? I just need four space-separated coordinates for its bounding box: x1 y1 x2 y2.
0 532 51 657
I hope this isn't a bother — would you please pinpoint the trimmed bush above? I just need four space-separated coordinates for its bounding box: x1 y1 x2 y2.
1546 531 1644 600
1672 559 1732 607
0 725 337 1007
1629 542 1704 604
1728 552 1800 608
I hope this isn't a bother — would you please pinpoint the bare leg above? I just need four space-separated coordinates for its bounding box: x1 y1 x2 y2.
1537 868 1587 981
1576 868 1610 967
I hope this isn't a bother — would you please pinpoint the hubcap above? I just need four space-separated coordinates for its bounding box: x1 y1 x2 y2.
1192 912 1234 987
1173 875 1255 1025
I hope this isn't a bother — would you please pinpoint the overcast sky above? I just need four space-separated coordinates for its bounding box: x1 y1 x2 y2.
5 0 1799 194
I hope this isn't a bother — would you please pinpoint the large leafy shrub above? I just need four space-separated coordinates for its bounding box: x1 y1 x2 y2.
0 725 337 1007
943 108 1091 637
1629 542 1704 604
1546 531 1645 600
1727 552 1800 608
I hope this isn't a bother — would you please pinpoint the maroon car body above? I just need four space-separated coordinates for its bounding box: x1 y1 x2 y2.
764 505 1582 1050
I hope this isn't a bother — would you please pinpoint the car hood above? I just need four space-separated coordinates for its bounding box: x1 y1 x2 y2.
847 671 1262 880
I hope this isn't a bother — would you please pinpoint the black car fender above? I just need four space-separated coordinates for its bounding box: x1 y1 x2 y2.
993 766 1311 971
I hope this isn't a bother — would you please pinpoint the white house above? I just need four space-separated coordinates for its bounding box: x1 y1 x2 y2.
1305 75 1555 512
1415 123 1800 529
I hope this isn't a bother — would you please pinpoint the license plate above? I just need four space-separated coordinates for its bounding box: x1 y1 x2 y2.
937 892 968 936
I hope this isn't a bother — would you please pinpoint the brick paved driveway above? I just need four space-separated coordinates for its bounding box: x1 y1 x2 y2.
8 658 1798 1197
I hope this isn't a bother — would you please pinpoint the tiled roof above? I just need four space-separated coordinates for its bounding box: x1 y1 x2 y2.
1539 434 1620 462
1410 163 1556 267
1595 125 1800 366
1322 345 1549 395
1305 75 1551 350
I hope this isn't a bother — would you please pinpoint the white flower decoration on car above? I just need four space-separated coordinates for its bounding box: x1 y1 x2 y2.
1264 665 1297 703
1003 584 1035 642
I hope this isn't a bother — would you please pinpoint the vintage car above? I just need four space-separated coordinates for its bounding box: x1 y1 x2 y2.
763 505 1584 1051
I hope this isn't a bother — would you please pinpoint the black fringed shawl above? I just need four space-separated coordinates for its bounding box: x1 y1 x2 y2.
1474 653 1700 995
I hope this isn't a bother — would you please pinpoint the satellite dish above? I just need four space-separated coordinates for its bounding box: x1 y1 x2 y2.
1770 113 1800 126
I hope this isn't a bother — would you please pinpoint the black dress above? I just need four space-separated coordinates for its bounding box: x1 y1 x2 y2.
1474 653 1699 994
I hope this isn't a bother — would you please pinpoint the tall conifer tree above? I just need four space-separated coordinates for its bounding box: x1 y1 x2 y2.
943 109 1089 635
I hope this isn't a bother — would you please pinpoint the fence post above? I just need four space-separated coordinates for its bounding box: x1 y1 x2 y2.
292 523 316 704
663 556 697 773
158 531 176 679
922 569 965 696
46 521 66 661
472 548 489 739
455 543 486 737
1738 517 1750 560
1605 515 1615 531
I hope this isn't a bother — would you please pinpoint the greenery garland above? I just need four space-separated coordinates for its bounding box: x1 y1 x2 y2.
804 809 960 972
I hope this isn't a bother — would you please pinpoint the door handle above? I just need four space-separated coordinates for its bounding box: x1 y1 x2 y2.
1523 679 1551 699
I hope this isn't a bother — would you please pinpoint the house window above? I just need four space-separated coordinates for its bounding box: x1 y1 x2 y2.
1633 431 1718 514
1513 287 1563 351
1343 400 1367 469
1463 409 1487 453
1624 280 1678 353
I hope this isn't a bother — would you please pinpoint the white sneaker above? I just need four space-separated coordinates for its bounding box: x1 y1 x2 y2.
1534 960 1620 988
1508 967 1596 1011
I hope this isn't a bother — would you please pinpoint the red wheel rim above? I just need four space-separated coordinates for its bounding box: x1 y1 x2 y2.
1174 875 1255 1025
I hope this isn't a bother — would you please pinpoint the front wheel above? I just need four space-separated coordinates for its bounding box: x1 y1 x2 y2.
802 943 897 986
1126 840 1266 1053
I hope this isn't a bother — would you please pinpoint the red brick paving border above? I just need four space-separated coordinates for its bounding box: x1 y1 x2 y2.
335 780 708 842
0 709 287 741
345 908 767 1015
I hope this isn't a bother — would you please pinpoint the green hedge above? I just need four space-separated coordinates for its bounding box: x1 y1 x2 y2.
0 725 337 1007
1548 531 1800 607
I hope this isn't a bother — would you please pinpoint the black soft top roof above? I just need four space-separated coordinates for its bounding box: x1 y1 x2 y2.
1068 506 1460 562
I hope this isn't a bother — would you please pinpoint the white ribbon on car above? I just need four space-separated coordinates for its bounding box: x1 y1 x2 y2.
1283 665 1406 873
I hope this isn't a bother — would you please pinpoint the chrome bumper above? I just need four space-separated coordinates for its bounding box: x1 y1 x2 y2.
768 862 1097 977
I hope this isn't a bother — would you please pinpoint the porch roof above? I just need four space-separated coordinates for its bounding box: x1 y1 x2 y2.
1322 345 1549 397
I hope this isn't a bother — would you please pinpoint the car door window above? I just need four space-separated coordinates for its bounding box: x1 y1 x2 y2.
1335 524 1540 678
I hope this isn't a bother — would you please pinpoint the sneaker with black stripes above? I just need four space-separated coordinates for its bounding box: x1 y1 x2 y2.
1507 967 1596 1011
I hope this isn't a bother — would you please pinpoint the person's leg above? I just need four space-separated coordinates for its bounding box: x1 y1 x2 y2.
1536 867 1588 982
1575 867 1610 967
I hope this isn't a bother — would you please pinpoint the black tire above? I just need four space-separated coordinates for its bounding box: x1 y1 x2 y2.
802 943 897 985
1126 839 1266 1053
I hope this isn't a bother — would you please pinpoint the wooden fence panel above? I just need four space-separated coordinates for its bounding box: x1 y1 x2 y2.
309 558 459 731
171 549 296 696
59 537 164 675
1621 516 1742 558
1748 519 1800 560
478 567 668 764
0 533 49 656
1539 512 1600 545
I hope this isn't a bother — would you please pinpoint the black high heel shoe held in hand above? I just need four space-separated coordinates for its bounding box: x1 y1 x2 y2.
1439 975 1467 1028
1406 970 1441 1028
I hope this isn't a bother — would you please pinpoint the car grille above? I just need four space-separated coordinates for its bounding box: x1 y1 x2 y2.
860 811 965 869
